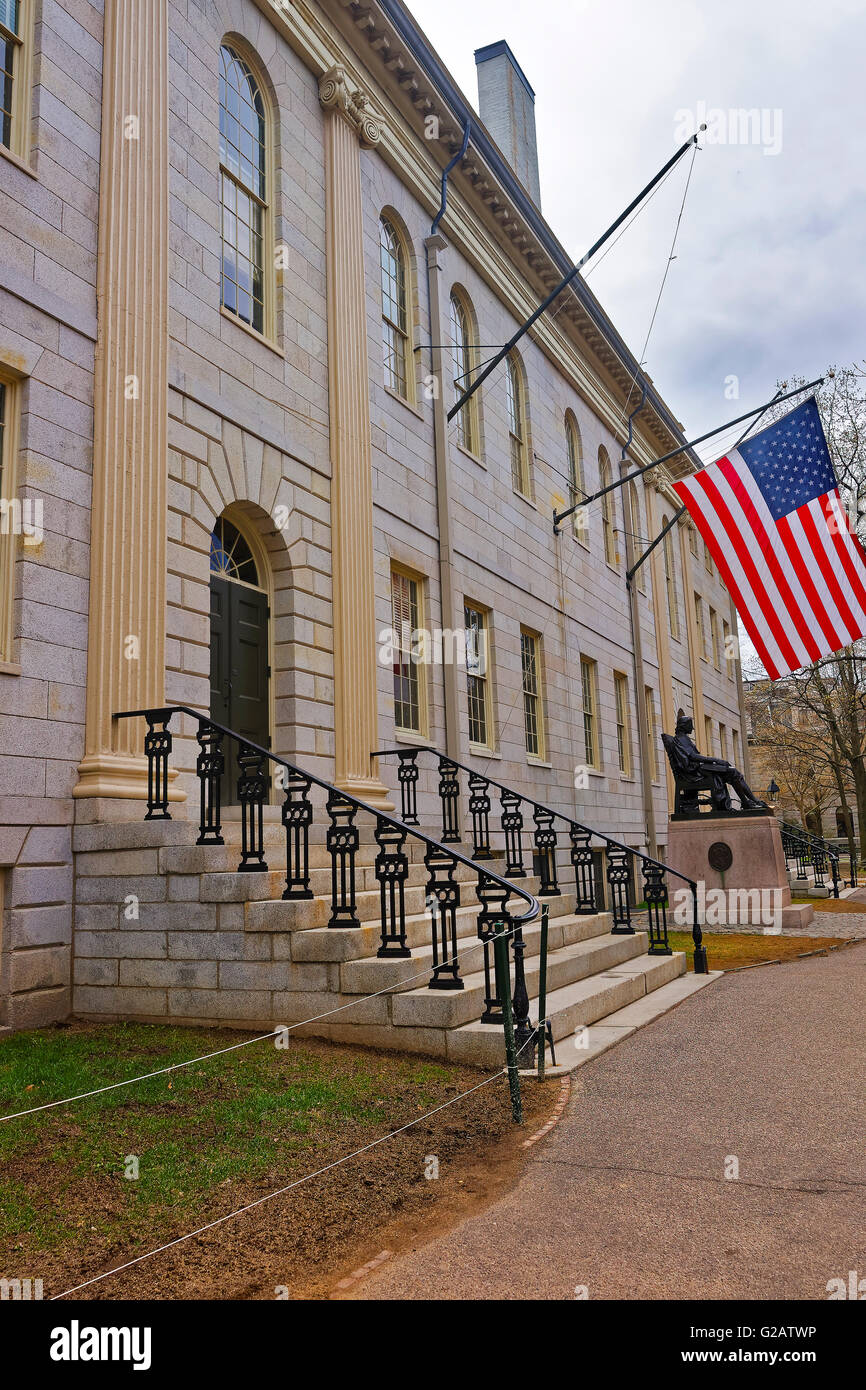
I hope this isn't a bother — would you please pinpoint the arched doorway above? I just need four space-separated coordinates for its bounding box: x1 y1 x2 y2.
209 514 271 797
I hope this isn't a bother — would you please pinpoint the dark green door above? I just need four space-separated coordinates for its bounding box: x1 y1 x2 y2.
210 575 270 800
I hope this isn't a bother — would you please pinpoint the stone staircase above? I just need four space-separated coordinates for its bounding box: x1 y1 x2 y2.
72 809 711 1068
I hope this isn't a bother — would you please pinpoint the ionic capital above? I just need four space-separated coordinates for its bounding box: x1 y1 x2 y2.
319 64 382 147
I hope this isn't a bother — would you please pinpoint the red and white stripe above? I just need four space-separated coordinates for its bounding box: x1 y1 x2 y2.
674 449 866 679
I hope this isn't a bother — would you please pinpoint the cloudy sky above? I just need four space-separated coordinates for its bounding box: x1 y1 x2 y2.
407 0 866 462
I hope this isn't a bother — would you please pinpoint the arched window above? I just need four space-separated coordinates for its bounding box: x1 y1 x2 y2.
219 44 268 335
450 291 478 454
628 480 646 592
565 413 586 543
210 515 260 587
379 216 410 399
506 352 530 497
599 448 616 566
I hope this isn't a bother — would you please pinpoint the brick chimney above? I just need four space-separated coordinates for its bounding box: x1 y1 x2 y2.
474 40 541 207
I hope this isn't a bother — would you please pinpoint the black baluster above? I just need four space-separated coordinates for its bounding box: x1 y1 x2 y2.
795 839 809 884
281 769 313 900
236 743 269 871
327 791 360 928
468 771 492 858
569 825 597 913
476 871 511 1023
144 712 172 820
607 844 633 934
692 885 708 973
511 929 533 1053
811 841 827 889
500 789 525 877
195 723 225 845
375 817 411 958
425 846 463 989
533 805 560 896
396 750 420 825
438 756 461 843
642 860 671 955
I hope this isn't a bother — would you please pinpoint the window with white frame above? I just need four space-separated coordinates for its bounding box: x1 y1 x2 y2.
645 685 658 780
219 44 269 336
465 603 491 747
450 291 477 454
380 216 410 399
614 672 631 775
506 353 530 497
520 628 544 759
391 567 423 734
581 656 598 768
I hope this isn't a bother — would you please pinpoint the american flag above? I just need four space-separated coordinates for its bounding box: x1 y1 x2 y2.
673 398 866 680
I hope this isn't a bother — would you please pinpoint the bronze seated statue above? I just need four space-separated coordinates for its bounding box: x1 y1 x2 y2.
662 710 768 816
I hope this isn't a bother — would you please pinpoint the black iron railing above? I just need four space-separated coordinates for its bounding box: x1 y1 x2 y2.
115 707 539 1021
375 746 708 974
777 819 842 897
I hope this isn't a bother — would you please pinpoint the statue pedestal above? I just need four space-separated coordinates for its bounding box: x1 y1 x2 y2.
666 813 815 929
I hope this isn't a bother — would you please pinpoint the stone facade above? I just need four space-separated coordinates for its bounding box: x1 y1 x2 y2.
0 0 102 1029
0 0 746 1031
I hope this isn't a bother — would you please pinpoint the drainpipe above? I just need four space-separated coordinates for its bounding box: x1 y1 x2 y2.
424 123 470 763
619 387 657 858
425 232 461 762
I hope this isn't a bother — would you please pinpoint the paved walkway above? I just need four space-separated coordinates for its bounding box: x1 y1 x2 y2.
342 943 866 1300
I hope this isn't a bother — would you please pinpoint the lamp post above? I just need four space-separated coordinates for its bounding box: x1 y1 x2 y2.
766 779 780 806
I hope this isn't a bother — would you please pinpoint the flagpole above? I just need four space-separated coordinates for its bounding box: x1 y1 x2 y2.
447 130 706 424
553 376 825 533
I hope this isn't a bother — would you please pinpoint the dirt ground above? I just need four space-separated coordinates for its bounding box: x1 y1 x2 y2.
0 1025 558 1301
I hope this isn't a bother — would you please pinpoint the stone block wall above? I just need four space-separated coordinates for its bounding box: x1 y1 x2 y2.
0 0 103 1027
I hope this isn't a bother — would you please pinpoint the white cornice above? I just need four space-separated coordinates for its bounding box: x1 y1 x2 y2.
254 0 687 469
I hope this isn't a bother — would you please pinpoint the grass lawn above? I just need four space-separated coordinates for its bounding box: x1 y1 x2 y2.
667 931 848 971
0 1022 553 1300
790 896 866 912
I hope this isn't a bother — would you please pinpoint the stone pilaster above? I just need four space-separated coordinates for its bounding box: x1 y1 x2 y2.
647 477 677 812
319 66 391 808
74 0 175 801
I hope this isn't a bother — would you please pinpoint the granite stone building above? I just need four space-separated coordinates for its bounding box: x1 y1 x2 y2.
0 0 748 1041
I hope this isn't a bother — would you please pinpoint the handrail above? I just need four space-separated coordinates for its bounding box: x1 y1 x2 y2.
115 706 539 930
374 744 699 891
776 816 843 896
374 744 708 973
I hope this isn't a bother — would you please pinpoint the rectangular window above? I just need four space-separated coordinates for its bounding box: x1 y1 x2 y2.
520 628 544 759
719 723 728 760
581 656 597 768
0 0 28 157
723 619 734 676
732 728 740 766
645 686 658 780
704 540 714 575
704 715 713 755
688 525 698 557
663 525 679 640
0 371 19 663
614 672 630 775
710 607 721 669
465 603 491 748
694 593 708 660
391 568 423 734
